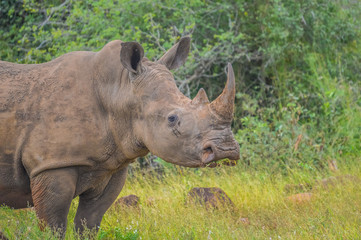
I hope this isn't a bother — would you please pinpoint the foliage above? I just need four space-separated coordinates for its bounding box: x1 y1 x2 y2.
0 0 360 170
1 1 361 239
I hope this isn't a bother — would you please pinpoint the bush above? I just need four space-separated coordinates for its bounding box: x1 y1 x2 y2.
1 0 360 170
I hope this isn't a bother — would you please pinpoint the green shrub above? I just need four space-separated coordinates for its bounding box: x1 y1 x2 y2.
1 0 360 170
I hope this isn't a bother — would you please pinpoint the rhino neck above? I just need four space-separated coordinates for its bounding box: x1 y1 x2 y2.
91 40 150 162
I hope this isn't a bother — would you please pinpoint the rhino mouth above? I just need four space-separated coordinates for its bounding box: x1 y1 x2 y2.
205 159 238 168
201 142 239 168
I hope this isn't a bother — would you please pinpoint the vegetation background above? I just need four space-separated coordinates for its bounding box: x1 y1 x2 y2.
0 0 360 239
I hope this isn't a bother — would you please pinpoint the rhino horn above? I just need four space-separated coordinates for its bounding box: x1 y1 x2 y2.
191 88 209 105
210 63 236 121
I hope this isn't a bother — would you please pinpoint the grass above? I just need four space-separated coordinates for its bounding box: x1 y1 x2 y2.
1 1 360 239
1 156 360 239
1 44 359 240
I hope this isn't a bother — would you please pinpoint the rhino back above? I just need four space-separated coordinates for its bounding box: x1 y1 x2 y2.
0 51 116 179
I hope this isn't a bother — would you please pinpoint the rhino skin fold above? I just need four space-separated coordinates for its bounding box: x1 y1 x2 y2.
0 37 240 236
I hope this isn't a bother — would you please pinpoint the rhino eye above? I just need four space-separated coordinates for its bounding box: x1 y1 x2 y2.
168 114 178 126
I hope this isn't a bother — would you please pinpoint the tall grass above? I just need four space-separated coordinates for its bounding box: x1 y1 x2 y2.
1 158 360 239
1 1 360 239
1 38 360 240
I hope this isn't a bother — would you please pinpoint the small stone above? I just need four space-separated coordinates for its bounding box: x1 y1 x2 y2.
115 195 139 207
187 187 235 209
286 193 313 204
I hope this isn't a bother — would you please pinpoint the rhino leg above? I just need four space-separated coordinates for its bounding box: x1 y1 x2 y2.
74 166 128 233
0 152 33 209
30 168 77 236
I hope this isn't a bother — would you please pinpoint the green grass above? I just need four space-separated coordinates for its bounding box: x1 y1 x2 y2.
1 157 360 239
1 1 360 239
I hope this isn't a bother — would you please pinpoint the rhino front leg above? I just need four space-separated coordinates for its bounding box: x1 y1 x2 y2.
31 168 78 236
74 166 128 233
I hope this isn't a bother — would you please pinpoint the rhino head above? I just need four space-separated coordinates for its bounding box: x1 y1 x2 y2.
117 37 240 168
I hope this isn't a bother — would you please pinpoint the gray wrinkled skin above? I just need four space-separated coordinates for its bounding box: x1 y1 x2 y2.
0 37 240 235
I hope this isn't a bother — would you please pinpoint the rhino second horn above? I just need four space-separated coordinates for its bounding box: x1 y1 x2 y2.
191 88 210 105
210 63 236 121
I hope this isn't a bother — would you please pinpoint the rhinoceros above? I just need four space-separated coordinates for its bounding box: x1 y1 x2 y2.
0 37 240 235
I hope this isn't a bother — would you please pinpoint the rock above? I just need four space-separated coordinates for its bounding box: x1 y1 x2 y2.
0 231 8 240
314 175 360 190
115 195 139 207
286 193 313 204
187 187 235 209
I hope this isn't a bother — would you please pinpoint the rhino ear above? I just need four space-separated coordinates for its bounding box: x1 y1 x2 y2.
120 42 144 74
158 37 190 70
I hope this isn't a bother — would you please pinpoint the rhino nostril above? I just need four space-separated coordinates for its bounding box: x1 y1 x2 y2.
202 145 215 164
204 146 212 153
